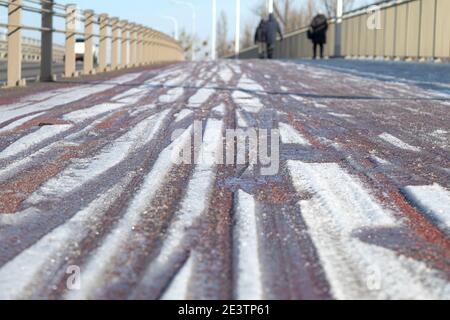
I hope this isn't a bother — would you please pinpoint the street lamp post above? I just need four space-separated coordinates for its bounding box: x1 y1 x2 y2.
335 0 343 57
172 0 196 61
268 0 274 14
235 0 240 58
211 0 217 60
163 16 179 41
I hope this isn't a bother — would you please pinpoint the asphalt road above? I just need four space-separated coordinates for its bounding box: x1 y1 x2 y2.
0 60 448 300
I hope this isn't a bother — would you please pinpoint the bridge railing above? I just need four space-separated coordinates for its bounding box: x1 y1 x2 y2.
230 0 449 61
0 0 184 88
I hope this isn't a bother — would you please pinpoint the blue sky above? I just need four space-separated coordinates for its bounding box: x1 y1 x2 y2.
1 0 371 43
59 0 371 39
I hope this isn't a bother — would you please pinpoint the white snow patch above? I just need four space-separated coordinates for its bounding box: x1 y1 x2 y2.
159 87 184 103
279 123 310 146
211 103 226 117
0 179 129 300
289 94 307 102
26 110 170 204
236 110 248 128
0 112 45 133
403 184 450 232
63 103 126 122
370 155 390 166
288 161 449 300
230 64 241 74
232 91 264 113
66 126 193 299
328 112 353 119
379 133 421 152
188 88 215 107
234 190 263 300
0 114 114 182
174 109 194 122
0 125 72 159
111 87 147 104
430 130 449 149
135 119 224 290
219 67 233 83
314 102 328 109
237 75 264 92
0 72 143 126
164 72 189 86
160 255 195 300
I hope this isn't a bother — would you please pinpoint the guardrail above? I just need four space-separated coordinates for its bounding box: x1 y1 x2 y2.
0 0 184 88
229 0 449 61
0 31 65 62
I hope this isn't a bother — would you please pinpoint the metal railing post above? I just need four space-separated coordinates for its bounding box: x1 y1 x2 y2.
432 0 437 59
98 13 109 72
83 10 94 75
137 24 143 66
111 17 119 70
40 0 54 82
334 0 343 57
149 30 155 64
120 20 129 68
144 28 150 64
142 26 147 65
129 23 137 67
7 0 24 87
64 3 77 78
156 33 161 63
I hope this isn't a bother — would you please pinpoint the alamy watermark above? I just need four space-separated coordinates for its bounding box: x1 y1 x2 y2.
66 265 81 291
171 121 280 176
367 5 382 30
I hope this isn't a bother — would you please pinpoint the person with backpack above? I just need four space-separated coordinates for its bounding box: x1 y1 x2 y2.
308 13 328 59
254 18 268 59
265 13 283 60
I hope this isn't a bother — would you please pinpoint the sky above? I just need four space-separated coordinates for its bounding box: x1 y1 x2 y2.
0 0 372 44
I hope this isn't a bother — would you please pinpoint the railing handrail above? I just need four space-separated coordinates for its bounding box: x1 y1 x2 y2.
1 0 184 87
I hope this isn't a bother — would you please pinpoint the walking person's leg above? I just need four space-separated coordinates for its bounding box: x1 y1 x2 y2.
320 43 324 59
313 43 317 59
267 44 274 59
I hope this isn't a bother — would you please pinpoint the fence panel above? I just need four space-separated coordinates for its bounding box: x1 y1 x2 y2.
384 5 396 57
325 22 336 57
349 16 359 56
394 2 408 58
293 33 301 58
361 14 376 57
406 0 421 58
434 0 450 58
358 14 366 56
375 9 386 57
419 0 436 58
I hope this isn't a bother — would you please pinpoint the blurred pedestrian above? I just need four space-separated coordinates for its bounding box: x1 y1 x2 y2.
308 13 328 59
265 13 283 59
254 18 267 59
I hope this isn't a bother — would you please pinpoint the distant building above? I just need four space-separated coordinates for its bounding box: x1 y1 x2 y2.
0 31 65 63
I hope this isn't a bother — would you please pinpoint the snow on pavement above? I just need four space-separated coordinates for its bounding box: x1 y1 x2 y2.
0 60 449 300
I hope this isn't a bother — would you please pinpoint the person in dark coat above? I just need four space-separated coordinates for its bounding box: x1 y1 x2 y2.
254 19 267 59
308 13 328 59
265 13 283 59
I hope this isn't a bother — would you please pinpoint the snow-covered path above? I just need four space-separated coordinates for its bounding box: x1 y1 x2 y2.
0 60 449 300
